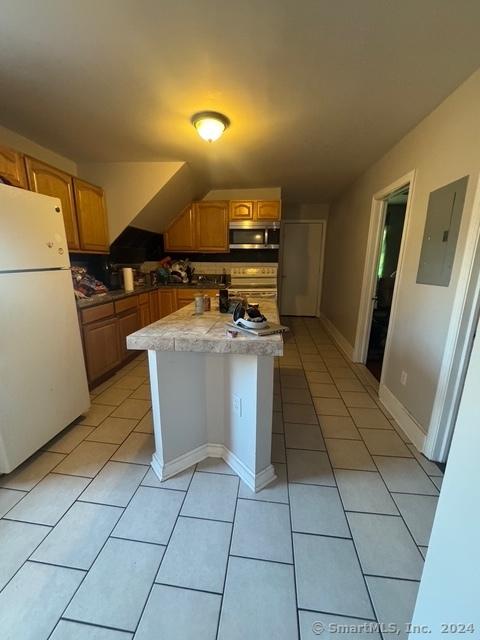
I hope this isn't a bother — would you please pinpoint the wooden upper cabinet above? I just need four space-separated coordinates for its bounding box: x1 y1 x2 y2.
164 205 196 252
256 200 281 221
195 201 229 252
73 178 110 253
0 144 27 188
229 200 254 221
25 157 80 250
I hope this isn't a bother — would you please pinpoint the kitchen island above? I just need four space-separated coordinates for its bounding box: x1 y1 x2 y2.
127 300 283 491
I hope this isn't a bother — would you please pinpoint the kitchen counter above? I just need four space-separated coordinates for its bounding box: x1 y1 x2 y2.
126 300 283 356
127 300 282 492
76 281 227 309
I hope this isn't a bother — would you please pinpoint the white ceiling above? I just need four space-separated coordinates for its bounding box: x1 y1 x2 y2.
1 0 479 202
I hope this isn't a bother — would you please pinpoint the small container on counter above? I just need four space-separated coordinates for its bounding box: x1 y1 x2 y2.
194 295 205 314
203 295 211 311
219 289 229 313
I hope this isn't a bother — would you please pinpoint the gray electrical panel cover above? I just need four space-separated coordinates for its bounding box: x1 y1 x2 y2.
416 175 469 286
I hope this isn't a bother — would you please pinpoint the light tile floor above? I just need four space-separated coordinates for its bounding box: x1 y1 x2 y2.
0 317 443 640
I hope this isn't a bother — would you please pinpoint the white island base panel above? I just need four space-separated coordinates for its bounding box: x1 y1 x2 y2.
147 349 276 492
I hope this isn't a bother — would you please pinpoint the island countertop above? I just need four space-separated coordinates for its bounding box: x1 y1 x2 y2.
126 300 284 356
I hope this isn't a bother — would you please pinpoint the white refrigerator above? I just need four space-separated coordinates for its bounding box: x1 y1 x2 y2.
0 183 90 473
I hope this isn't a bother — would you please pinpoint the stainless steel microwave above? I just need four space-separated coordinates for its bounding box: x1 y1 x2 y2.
229 222 280 249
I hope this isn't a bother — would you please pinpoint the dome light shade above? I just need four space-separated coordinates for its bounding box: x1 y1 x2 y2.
192 111 230 142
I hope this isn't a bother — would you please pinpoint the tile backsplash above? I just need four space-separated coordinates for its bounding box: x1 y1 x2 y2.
141 261 278 275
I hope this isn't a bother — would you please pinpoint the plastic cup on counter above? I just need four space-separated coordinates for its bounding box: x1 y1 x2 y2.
194 295 205 314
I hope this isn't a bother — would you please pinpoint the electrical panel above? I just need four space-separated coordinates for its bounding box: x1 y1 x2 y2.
416 176 468 286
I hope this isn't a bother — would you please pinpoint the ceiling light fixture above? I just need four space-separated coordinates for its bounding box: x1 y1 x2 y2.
191 111 230 142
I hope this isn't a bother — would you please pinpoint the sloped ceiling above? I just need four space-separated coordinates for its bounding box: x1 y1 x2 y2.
130 163 207 234
78 161 187 240
1 1 480 202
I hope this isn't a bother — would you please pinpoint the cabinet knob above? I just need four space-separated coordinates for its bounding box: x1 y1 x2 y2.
55 206 61 213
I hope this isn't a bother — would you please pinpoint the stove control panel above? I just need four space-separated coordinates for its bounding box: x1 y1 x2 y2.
231 266 278 277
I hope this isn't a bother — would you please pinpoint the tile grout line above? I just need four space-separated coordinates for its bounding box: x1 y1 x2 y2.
46 459 152 639
280 329 304 640
295 320 439 563
214 465 240 640
298 323 380 624
132 462 197 636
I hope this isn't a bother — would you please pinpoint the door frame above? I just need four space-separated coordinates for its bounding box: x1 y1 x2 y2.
424 174 480 460
353 171 416 382
278 219 327 317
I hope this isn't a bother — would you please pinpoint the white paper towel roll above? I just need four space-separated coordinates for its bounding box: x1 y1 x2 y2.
122 267 134 292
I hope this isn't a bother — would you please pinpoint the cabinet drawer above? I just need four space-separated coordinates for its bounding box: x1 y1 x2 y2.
81 302 115 324
115 296 138 315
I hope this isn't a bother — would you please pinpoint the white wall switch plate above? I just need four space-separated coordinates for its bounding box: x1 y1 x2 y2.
400 371 408 386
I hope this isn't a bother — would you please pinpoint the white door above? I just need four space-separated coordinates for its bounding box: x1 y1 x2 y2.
280 222 324 316
0 183 68 271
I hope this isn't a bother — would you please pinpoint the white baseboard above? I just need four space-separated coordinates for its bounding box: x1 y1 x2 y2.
151 444 277 492
379 383 426 450
319 313 355 360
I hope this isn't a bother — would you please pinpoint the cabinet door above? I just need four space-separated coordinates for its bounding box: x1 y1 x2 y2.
0 144 27 188
149 291 160 322
256 200 281 221
139 303 151 328
118 309 140 360
158 289 176 318
195 201 229 252
175 288 196 309
164 205 196 251
229 200 254 221
73 178 110 252
83 318 121 383
25 157 80 250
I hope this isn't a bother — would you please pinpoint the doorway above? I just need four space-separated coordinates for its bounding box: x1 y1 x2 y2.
366 190 408 379
354 171 415 381
279 221 326 316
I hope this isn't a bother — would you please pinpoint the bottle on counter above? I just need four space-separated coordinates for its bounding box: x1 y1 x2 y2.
219 289 229 313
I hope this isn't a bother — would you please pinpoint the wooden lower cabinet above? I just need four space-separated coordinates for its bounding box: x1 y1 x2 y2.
139 302 150 328
158 289 176 318
149 291 160 322
117 309 140 360
83 317 121 382
175 288 217 310
81 287 219 387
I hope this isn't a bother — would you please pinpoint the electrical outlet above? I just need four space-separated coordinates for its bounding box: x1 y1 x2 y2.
233 394 242 417
400 371 408 386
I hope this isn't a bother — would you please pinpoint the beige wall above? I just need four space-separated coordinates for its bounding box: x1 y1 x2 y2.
282 203 329 221
203 187 281 200
322 68 480 432
0 124 77 175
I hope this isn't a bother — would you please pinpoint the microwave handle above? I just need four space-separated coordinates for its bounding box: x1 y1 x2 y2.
264 228 269 246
